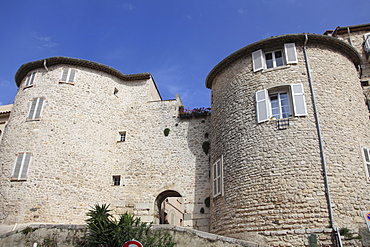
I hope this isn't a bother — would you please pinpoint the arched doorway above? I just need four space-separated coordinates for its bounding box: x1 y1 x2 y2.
154 190 184 226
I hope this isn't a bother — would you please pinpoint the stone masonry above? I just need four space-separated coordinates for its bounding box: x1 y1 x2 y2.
1 23 370 247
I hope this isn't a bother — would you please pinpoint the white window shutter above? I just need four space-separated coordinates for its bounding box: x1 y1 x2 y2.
256 89 269 123
20 153 31 179
364 34 370 52
12 153 24 179
291 83 307 116
68 69 76 83
61 69 69 82
252 49 265 72
284 43 298 64
34 98 44 119
28 98 38 119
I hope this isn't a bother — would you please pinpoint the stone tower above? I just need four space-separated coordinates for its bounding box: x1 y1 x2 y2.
0 57 210 231
206 33 370 246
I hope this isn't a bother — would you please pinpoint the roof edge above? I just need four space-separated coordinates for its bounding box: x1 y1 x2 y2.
205 33 362 89
15 56 151 87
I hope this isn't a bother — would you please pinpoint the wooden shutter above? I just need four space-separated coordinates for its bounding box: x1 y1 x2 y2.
363 147 370 181
252 49 265 72
28 98 38 119
12 153 24 179
213 158 223 197
364 34 370 53
284 43 298 64
68 69 76 83
20 153 31 179
61 69 69 82
25 72 35 87
34 98 44 119
256 89 269 123
291 83 307 116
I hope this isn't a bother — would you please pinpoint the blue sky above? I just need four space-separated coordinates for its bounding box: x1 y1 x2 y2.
0 0 369 109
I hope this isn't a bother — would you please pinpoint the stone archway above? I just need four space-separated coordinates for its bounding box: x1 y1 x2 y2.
154 190 184 226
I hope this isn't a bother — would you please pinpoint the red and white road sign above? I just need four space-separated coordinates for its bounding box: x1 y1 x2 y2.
123 240 143 247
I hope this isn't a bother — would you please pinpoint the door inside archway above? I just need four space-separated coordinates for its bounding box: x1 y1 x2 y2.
154 190 184 226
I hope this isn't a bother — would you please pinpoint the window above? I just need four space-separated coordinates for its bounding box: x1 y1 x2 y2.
364 33 370 56
252 43 298 72
265 50 284 69
256 83 307 123
112 175 121 186
60 68 76 84
212 157 223 197
118 132 126 142
27 97 45 120
11 152 32 180
362 147 370 181
24 72 36 87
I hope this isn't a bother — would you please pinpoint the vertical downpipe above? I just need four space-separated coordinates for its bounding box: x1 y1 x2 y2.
303 34 341 247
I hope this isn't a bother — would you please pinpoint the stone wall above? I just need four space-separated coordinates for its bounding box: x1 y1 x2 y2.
0 224 267 247
0 60 210 231
208 35 370 246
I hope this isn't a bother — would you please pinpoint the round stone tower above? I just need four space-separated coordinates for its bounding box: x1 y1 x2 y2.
206 34 370 246
0 57 210 231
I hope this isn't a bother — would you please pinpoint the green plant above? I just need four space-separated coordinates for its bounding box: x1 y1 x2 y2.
204 197 210 207
85 204 175 247
21 226 36 235
164 128 170 136
202 141 210 155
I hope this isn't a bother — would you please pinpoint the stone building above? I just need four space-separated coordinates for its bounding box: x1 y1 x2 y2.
206 24 370 246
1 23 370 246
0 57 211 232
0 104 12 142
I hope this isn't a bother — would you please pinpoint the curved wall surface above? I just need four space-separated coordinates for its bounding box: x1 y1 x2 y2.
207 34 370 246
0 58 210 231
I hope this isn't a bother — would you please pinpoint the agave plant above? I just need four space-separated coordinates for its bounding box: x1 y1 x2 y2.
84 204 175 247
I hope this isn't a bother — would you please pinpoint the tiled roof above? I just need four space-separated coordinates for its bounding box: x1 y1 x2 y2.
15 57 151 87
206 33 362 89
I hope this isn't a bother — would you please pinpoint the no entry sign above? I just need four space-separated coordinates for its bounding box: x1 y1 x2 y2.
123 240 143 247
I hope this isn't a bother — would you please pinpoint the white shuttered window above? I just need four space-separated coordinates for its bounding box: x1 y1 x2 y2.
25 72 36 87
213 157 223 197
362 147 370 182
256 83 307 123
11 152 32 180
60 68 76 84
27 97 45 120
252 43 298 72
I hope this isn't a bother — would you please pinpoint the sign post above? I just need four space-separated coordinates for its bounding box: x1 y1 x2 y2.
123 239 143 247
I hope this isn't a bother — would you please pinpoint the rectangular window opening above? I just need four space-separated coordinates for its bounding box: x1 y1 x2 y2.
24 72 36 88
27 97 45 121
60 68 76 84
11 152 32 181
212 157 223 197
362 147 370 182
118 132 126 142
112 175 121 186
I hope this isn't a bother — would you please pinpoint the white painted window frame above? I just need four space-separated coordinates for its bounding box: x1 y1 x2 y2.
364 33 370 54
212 156 223 197
27 97 45 120
11 152 32 180
118 131 126 142
60 68 77 84
256 83 307 123
362 146 370 182
252 43 297 72
24 72 36 88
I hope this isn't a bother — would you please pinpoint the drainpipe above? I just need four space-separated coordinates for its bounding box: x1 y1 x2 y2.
347 27 353 46
303 34 341 247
